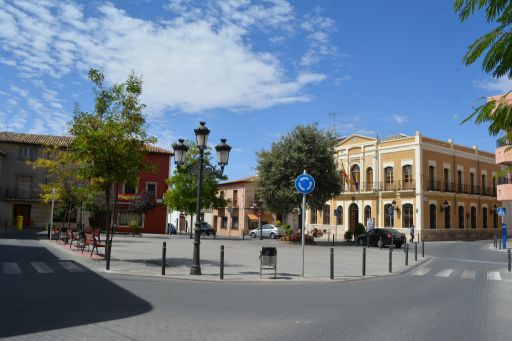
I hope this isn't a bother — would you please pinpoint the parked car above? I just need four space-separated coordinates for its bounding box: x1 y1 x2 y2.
168 223 177 235
249 224 285 239
356 228 405 248
198 222 216 237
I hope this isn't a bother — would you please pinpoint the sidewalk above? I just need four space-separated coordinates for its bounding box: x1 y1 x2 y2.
44 233 428 282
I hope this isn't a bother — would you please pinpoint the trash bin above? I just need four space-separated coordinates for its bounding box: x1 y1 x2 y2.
16 216 23 231
260 247 277 279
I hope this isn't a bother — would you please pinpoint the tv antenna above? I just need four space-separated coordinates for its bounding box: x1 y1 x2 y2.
328 112 342 137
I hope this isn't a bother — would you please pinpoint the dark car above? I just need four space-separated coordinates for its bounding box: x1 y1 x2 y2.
356 228 405 248
198 222 216 237
168 223 177 235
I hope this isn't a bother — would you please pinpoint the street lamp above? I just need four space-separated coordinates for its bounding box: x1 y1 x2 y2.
252 198 264 240
389 199 397 227
171 122 231 276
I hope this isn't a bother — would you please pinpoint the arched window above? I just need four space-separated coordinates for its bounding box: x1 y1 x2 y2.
323 204 331 225
336 205 343 225
310 209 317 224
402 203 413 227
429 204 436 229
402 165 413 190
384 167 393 191
458 206 464 229
384 203 394 227
351 164 360 191
482 207 488 228
366 167 373 191
444 205 451 229
471 206 476 228
364 205 371 226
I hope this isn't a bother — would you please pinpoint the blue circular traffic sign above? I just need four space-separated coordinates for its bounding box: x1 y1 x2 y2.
295 173 315 194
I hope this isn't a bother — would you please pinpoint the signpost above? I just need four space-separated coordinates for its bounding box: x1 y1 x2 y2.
295 171 315 278
498 208 507 249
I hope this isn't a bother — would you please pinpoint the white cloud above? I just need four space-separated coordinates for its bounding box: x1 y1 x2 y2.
474 77 512 93
389 114 407 124
300 7 338 67
0 0 332 114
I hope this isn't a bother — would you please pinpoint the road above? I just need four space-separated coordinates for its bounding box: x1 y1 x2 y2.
1 232 511 340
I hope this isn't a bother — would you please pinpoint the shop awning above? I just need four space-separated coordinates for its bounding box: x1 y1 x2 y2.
247 213 273 222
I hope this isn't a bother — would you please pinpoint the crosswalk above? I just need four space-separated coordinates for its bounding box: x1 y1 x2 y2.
1 261 85 275
411 267 508 281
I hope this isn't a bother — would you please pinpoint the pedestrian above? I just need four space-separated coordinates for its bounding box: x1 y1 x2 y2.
410 224 415 243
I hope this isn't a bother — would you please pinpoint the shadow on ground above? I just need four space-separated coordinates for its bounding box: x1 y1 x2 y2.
0 243 152 338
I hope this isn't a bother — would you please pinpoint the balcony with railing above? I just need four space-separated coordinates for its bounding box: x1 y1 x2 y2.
341 182 377 193
496 137 512 165
0 187 41 201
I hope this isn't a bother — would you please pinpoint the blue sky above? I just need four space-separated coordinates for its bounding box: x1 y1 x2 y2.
0 0 509 180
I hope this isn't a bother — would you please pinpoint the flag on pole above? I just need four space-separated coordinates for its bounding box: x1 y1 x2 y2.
341 163 350 185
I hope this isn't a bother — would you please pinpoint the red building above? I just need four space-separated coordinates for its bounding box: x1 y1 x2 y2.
114 146 172 234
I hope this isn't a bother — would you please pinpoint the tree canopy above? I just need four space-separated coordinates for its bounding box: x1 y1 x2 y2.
255 124 342 217
455 0 512 136
69 68 155 242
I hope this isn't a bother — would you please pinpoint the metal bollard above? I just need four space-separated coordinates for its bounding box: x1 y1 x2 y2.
389 245 393 273
508 249 511 272
494 236 496 248
415 242 418 261
362 247 366 276
161 242 166 276
499 238 502 250
106 240 112 270
405 244 409 266
330 248 334 280
220 245 224 280
422 241 425 258
332 234 335 246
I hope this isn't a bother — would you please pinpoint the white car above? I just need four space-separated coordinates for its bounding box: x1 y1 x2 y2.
249 224 284 239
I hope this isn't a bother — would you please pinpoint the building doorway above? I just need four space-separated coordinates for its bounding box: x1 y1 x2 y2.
12 204 31 227
349 203 359 232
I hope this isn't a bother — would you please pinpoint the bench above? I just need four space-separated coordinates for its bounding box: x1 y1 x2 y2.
82 232 106 257
115 226 141 237
66 229 81 248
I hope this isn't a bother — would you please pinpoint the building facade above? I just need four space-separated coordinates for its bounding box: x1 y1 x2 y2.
0 132 171 233
212 176 274 238
306 131 502 241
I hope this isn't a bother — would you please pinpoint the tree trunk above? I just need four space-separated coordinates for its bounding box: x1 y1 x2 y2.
111 183 119 242
67 202 72 230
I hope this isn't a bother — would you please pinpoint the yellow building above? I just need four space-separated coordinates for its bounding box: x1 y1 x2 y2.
306 131 502 241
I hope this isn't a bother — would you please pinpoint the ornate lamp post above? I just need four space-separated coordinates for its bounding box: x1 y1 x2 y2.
252 198 264 240
390 199 397 227
172 122 231 276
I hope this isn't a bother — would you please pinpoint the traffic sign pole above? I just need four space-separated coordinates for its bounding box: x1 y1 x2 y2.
295 170 315 279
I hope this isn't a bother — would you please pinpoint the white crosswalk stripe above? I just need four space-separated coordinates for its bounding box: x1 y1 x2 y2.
2 262 21 274
31 262 54 274
58 261 84 272
412 267 430 276
487 271 502 281
461 270 476 279
436 269 454 278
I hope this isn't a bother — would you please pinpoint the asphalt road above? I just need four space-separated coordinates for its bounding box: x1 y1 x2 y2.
1 232 511 341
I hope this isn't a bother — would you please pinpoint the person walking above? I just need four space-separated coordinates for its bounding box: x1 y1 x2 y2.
409 224 415 243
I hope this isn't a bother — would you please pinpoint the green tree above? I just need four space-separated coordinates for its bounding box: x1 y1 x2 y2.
255 124 342 221
69 68 155 246
455 0 512 137
163 142 227 236
31 147 93 229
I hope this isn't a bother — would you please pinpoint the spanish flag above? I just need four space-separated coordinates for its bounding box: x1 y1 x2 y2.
341 163 350 185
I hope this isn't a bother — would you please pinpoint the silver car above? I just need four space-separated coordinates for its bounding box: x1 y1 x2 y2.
249 224 284 239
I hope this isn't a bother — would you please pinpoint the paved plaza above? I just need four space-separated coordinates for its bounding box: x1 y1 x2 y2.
42 232 426 281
